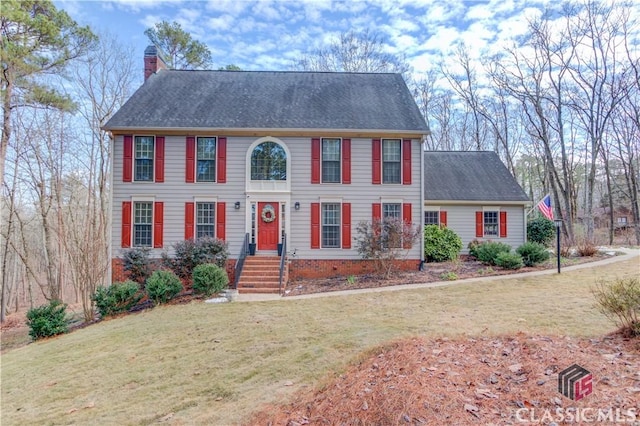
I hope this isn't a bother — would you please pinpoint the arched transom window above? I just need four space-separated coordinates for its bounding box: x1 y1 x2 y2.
251 141 287 180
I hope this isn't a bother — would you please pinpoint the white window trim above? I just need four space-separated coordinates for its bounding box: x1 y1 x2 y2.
193 197 218 239
381 138 402 185
319 200 342 249
133 135 155 183
321 137 342 184
481 207 500 238
424 207 440 226
195 136 217 183
131 196 156 248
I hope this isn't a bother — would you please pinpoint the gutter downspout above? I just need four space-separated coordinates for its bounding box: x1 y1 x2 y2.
420 137 426 270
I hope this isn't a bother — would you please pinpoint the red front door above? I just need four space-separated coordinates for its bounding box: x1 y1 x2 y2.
257 202 279 250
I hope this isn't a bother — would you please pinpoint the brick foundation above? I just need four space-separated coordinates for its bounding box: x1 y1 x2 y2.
111 258 419 286
288 258 421 280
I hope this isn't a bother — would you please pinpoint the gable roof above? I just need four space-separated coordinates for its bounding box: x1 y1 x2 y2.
424 151 530 203
103 70 429 133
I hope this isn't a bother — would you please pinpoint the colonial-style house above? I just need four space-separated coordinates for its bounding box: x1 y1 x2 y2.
104 46 429 292
423 151 530 253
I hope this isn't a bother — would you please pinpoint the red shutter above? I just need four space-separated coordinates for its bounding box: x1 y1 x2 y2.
342 203 351 249
123 135 133 182
311 203 320 249
216 202 226 241
153 202 163 248
403 203 412 248
155 136 165 182
372 139 381 184
217 137 227 183
403 203 412 224
342 138 351 184
440 211 448 227
311 138 320 184
372 203 381 220
186 136 195 183
500 211 508 238
121 201 132 248
475 211 483 237
185 202 194 240
402 139 412 185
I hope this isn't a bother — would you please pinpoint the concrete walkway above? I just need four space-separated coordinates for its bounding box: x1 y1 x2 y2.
235 247 640 303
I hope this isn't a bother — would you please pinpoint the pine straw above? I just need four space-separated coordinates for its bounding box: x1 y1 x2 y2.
250 333 640 425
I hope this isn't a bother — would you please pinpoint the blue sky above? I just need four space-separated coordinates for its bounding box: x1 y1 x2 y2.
56 0 552 77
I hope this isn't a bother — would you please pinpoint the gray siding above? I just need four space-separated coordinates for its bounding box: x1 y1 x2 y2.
112 135 423 261
425 204 526 254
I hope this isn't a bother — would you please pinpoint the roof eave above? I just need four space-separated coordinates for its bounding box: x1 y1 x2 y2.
101 126 430 138
424 200 531 206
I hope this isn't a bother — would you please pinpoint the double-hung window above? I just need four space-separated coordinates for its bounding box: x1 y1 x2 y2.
382 203 402 247
196 202 215 238
322 138 341 183
424 211 440 226
134 136 154 181
484 211 499 237
133 201 153 247
197 137 216 182
322 203 341 248
382 139 401 184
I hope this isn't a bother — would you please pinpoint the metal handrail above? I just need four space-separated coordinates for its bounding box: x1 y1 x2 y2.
233 233 250 288
278 233 287 294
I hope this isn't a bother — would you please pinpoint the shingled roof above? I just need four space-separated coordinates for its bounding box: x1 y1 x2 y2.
103 70 429 133
424 151 530 203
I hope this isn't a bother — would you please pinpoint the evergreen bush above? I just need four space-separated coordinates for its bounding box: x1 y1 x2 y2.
423 225 462 262
26 300 69 340
192 264 229 296
145 270 183 305
495 252 524 270
516 242 550 267
162 237 229 279
527 217 556 246
92 281 142 318
474 241 512 265
121 247 153 284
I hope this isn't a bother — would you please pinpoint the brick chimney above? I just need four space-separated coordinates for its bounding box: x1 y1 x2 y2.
144 45 167 81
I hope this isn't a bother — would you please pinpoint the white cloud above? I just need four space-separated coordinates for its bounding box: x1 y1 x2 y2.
206 14 235 32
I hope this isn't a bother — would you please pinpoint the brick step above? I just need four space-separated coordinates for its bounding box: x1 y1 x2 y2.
238 277 280 284
238 280 280 287
238 287 280 294
241 270 281 277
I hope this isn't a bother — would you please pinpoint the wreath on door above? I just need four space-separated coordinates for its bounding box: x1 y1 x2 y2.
261 204 276 223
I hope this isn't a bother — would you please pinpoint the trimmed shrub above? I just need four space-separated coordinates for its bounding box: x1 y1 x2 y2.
122 247 153 284
516 242 550 267
192 264 229 296
92 281 142 318
26 300 69 340
592 277 640 336
527 217 556 246
145 270 183 305
467 239 482 258
495 252 524 270
473 241 512 265
162 237 229 279
423 225 463 262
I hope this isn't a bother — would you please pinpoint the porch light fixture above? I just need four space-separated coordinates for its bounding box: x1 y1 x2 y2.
234 201 241 210
294 202 300 210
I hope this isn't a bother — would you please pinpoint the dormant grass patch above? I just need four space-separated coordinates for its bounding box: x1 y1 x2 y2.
1 256 638 425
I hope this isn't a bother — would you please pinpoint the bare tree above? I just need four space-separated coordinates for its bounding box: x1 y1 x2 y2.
292 29 411 80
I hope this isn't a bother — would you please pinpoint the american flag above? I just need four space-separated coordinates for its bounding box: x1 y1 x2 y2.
537 194 554 220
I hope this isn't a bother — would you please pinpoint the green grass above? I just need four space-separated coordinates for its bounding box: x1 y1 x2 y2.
1 256 638 425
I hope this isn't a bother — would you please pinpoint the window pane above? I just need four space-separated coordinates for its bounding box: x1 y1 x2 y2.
484 211 498 236
322 139 341 183
197 137 216 182
251 142 287 180
134 202 153 247
424 211 439 225
135 136 154 181
382 139 401 184
383 203 401 219
196 202 215 238
322 203 340 248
